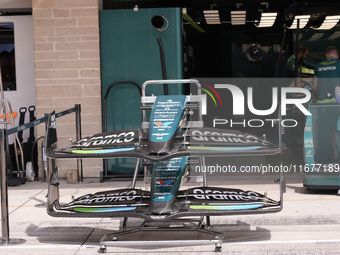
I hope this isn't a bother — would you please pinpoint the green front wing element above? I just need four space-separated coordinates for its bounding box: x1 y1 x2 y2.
45 111 280 161
48 179 283 221
188 146 262 151
189 204 264 210
73 206 137 212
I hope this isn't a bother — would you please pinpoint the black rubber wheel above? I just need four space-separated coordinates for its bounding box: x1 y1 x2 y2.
20 171 26 184
98 247 106 253
215 246 222 252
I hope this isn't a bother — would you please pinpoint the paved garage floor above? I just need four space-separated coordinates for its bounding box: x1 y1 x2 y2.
1 168 340 255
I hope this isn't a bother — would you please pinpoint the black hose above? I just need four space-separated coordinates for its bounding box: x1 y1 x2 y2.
102 81 142 181
156 37 169 95
294 19 300 87
103 81 141 132
275 26 287 79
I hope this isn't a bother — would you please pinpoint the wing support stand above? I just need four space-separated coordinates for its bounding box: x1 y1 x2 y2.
98 216 224 253
99 81 223 253
43 79 284 253
97 158 284 253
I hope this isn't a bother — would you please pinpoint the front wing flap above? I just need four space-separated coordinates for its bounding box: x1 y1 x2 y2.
47 186 282 221
45 112 281 161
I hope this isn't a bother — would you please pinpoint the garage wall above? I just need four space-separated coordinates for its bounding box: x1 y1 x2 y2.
0 15 35 140
100 8 183 174
32 0 102 178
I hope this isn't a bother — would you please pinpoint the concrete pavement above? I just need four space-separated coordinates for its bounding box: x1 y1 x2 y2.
1 175 340 254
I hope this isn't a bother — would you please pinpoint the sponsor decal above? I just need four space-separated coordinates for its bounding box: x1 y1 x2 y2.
191 130 260 143
192 188 262 201
151 133 170 136
73 190 138 204
154 122 173 127
156 180 175 185
305 142 313 147
74 131 135 147
318 66 336 71
305 149 313 157
149 95 186 143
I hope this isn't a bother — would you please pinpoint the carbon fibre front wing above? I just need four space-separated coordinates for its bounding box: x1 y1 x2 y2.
47 182 284 221
45 112 281 161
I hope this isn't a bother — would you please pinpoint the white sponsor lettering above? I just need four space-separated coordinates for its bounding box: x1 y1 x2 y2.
74 190 138 204
75 131 135 147
318 66 336 71
192 188 261 201
191 130 259 143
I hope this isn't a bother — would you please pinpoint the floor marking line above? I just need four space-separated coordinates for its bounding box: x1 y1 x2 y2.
0 244 97 249
2 239 340 249
224 239 340 246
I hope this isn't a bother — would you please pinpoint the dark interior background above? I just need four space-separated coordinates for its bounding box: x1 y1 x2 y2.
102 0 340 78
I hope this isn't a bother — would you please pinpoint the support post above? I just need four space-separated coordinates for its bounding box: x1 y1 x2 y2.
1 129 9 243
0 129 24 245
75 104 83 183
44 113 50 182
131 158 141 188
294 19 300 87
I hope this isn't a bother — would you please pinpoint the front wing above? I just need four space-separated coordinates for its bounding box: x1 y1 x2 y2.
45 113 281 161
47 185 283 221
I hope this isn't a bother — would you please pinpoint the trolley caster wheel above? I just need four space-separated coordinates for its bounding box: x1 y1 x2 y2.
112 236 118 241
98 247 106 253
215 246 222 252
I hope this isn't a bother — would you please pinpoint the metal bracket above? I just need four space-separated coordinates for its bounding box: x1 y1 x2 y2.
98 217 224 253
